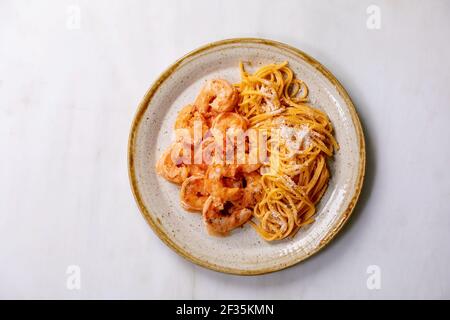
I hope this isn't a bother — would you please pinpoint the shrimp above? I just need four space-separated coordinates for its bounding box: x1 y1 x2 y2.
188 164 207 176
194 137 218 167
240 172 263 207
204 165 242 200
237 138 262 173
155 144 189 185
211 112 248 134
239 163 261 173
195 79 238 114
193 136 240 168
174 104 209 140
237 151 262 173
180 176 209 211
210 112 248 165
202 196 253 235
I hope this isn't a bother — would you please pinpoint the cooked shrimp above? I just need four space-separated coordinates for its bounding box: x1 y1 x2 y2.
194 137 219 166
180 176 209 211
155 145 189 185
204 165 242 200
211 112 248 134
210 112 248 165
196 136 250 169
236 140 262 173
174 104 209 140
240 172 263 207
238 152 261 173
195 79 238 113
188 164 207 176
174 104 195 129
238 163 261 173
203 196 253 235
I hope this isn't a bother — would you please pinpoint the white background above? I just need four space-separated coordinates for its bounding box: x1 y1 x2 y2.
1 0 449 299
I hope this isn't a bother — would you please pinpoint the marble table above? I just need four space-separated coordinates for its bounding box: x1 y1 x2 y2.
1 0 449 299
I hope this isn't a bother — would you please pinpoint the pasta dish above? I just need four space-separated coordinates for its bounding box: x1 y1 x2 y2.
156 62 338 241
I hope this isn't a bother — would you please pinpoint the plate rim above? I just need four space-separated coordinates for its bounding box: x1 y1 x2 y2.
128 37 366 275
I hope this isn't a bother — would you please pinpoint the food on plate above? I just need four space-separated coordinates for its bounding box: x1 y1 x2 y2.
156 62 338 240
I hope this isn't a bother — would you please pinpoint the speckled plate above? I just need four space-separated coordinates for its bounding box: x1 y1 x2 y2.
128 38 365 275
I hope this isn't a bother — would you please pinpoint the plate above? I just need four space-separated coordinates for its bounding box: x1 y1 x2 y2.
128 38 365 275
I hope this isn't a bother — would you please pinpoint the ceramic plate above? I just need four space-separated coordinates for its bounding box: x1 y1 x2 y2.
128 38 365 275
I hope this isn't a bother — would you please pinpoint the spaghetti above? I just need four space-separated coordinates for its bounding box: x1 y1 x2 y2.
235 61 338 240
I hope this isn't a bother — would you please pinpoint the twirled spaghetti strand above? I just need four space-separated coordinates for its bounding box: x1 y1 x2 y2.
235 61 338 241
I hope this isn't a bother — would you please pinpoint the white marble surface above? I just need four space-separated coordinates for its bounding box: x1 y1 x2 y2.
1 0 449 299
